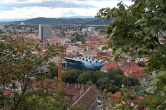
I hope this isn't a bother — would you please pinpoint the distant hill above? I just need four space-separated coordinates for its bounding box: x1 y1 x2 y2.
12 17 113 25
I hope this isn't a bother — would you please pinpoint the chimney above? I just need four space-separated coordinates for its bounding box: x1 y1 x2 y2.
86 46 89 51
80 84 84 95
75 83 77 89
67 82 69 88
78 83 80 89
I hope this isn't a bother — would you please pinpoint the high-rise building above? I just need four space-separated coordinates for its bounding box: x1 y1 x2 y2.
39 24 52 41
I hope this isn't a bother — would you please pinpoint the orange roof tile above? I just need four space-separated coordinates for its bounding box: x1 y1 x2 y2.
111 91 121 98
123 65 148 78
52 29 60 31
3 90 14 95
72 86 98 109
109 91 121 101
101 62 119 70
47 37 61 42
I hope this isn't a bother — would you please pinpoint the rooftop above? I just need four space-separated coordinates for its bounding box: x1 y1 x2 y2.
101 62 119 70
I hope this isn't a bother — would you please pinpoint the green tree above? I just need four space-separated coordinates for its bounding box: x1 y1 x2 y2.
96 0 166 109
71 34 86 44
106 68 139 93
62 68 81 83
70 104 85 110
97 77 110 91
107 68 123 80
137 61 146 67
111 86 144 109
86 80 94 86
0 36 65 109
77 71 92 84
48 62 58 79
91 71 106 84
75 35 81 41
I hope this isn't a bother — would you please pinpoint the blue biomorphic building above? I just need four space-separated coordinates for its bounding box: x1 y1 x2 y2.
65 57 107 70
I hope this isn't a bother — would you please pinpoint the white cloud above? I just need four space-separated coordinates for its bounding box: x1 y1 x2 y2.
89 0 133 8
25 0 56 3
0 0 133 19
1 0 83 4
1 0 18 3
1 0 53 3
22 0 42 3
0 7 98 19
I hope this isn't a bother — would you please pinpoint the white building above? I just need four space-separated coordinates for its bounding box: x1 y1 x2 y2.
82 28 88 35
20 22 25 25
0 24 4 30
88 27 95 33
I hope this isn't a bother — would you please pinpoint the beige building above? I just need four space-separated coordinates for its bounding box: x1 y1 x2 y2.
80 51 97 58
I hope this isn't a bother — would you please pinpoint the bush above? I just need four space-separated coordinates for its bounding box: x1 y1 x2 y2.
137 61 146 67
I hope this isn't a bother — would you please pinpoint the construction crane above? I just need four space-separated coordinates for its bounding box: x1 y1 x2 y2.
13 26 17 35
58 41 62 89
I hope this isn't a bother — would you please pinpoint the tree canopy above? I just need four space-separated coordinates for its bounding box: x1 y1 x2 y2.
96 0 166 71
96 0 166 109
62 68 139 93
71 33 86 44
0 36 68 109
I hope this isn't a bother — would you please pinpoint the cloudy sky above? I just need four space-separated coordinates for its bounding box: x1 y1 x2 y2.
0 0 132 20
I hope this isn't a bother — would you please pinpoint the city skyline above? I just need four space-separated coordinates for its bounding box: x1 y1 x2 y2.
0 0 132 20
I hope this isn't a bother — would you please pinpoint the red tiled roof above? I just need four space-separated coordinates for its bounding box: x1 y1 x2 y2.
123 65 147 78
47 37 61 42
69 29 75 31
101 62 119 70
15 34 29 37
111 91 121 98
130 66 146 71
137 96 144 100
52 29 60 31
65 33 70 35
72 86 98 109
61 36 67 38
30 79 92 104
121 62 137 69
28 33 39 36
63 52 72 56
3 90 14 95
41 41 49 45
84 37 107 44
109 91 121 101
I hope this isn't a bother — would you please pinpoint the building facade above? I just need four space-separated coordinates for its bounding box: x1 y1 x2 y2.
65 57 107 70
39 24 52 41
